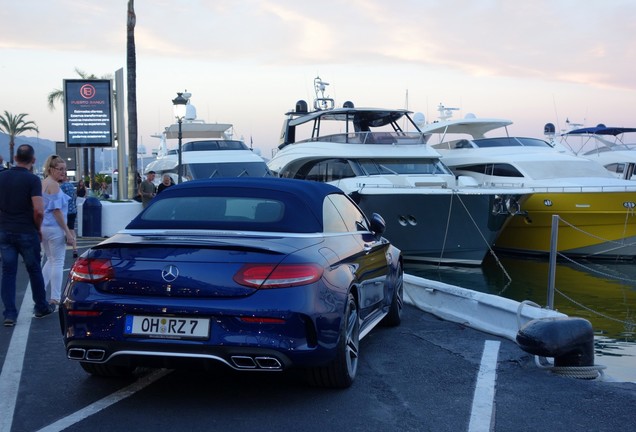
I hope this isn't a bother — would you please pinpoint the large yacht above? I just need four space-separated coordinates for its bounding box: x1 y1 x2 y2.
267 78 528 265
547 122 636 180
145 92 271 182
423 106 636 259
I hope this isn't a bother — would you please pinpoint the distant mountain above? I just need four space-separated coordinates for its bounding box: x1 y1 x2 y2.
0 132 151 175
0 132 56 162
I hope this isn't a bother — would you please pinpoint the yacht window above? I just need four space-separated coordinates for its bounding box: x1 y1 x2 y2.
182 140 249 151
454 139 472 149
516 160 615 179
457 163 524 177
186 162 272 179
473 137 552 148
302 159 356 182
358 158 451 175
605 163 624 174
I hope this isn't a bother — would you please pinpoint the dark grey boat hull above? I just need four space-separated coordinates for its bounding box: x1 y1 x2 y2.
352 192 518 265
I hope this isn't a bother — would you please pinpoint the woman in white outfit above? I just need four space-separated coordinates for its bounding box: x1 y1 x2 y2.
41 155 74 306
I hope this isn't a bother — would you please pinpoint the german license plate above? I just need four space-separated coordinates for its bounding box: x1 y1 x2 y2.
124 315 210 340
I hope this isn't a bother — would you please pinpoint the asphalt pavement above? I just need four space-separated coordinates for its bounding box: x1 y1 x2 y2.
0 238 635 432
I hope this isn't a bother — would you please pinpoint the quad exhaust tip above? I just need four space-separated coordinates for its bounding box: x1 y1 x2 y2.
67 348 106 361
68 349 282 370
231 355 282 370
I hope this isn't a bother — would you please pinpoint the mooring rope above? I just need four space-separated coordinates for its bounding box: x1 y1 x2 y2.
516 301 609 380
557 215 636 248
438 190 454 265
557 251 636 284
553 286 635 328
534 356 606 380
453 192 513 284
549 365 606 379
548 216 636 331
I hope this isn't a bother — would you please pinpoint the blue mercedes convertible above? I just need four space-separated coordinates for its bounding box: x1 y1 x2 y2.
60 177 403 388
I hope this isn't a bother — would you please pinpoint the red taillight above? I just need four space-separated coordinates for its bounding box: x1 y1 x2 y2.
233 264 323 288
70 258 114 282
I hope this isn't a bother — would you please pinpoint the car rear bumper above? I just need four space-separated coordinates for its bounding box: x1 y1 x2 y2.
64 339 297 371
61 289 345 370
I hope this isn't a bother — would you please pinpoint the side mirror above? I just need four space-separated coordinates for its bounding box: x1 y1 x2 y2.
369 213 386 236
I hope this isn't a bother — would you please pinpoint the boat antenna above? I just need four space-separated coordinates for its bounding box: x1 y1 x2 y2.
551 94 561 134
437 103 459 121
404 89 409 132
313 76 335 111
315 76 328 99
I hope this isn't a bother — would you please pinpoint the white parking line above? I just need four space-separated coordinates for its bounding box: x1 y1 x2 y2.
468 340 501 432
0 266 170 432
0 284 35 432
37 369 172 432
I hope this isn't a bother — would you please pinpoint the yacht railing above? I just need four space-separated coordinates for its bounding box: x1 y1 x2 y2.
480 182 636 193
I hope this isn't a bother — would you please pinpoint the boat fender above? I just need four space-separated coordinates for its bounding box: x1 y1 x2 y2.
505 197 521 215
515 317 594 367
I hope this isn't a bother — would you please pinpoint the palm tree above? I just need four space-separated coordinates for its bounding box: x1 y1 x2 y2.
46 68 106 109
127 0 139 199
0 111 39 164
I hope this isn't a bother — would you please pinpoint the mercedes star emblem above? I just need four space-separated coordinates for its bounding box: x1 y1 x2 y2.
161 265 179 282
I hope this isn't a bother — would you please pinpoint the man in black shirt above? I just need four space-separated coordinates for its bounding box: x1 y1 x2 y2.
0 144 55 327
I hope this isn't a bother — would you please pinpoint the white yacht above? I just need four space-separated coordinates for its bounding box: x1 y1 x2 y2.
145 93 271 182
423 106 636 259
267 78 528 265
547 122 636 180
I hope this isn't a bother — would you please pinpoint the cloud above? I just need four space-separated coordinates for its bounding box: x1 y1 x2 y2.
2 0 634 90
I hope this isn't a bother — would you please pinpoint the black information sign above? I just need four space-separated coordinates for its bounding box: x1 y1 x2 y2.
64 79 113 147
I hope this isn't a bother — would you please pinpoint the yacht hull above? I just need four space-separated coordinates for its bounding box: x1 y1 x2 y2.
352 191 517 265
494 191 636 259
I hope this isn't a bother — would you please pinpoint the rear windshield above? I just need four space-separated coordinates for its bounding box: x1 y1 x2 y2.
128 195 321 233
186 162 272 179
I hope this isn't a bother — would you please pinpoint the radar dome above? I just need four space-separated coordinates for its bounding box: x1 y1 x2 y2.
295 100 308 113
543 123 556 135
185 104 197 121
412 112 426 127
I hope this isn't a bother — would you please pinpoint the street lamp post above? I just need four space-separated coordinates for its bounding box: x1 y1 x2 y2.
172 92 188 183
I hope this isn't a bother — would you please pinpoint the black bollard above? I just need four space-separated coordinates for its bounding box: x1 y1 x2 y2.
516 317 594 367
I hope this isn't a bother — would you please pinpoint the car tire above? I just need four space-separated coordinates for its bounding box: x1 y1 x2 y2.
382 264 403 327
80 361 136 377
307 292 360 389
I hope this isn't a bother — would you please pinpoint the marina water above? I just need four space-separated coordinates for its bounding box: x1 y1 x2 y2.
406 254 636 383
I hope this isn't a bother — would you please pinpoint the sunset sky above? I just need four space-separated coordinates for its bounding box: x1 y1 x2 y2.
1 0 635 159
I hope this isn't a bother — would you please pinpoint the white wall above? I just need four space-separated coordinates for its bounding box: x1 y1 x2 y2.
77 198 143 237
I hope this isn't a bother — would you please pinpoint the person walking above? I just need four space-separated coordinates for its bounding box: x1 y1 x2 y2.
138 170 157 208
157 174 174 194
60 172 79 258
0 144 56 327
41 155 74 307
